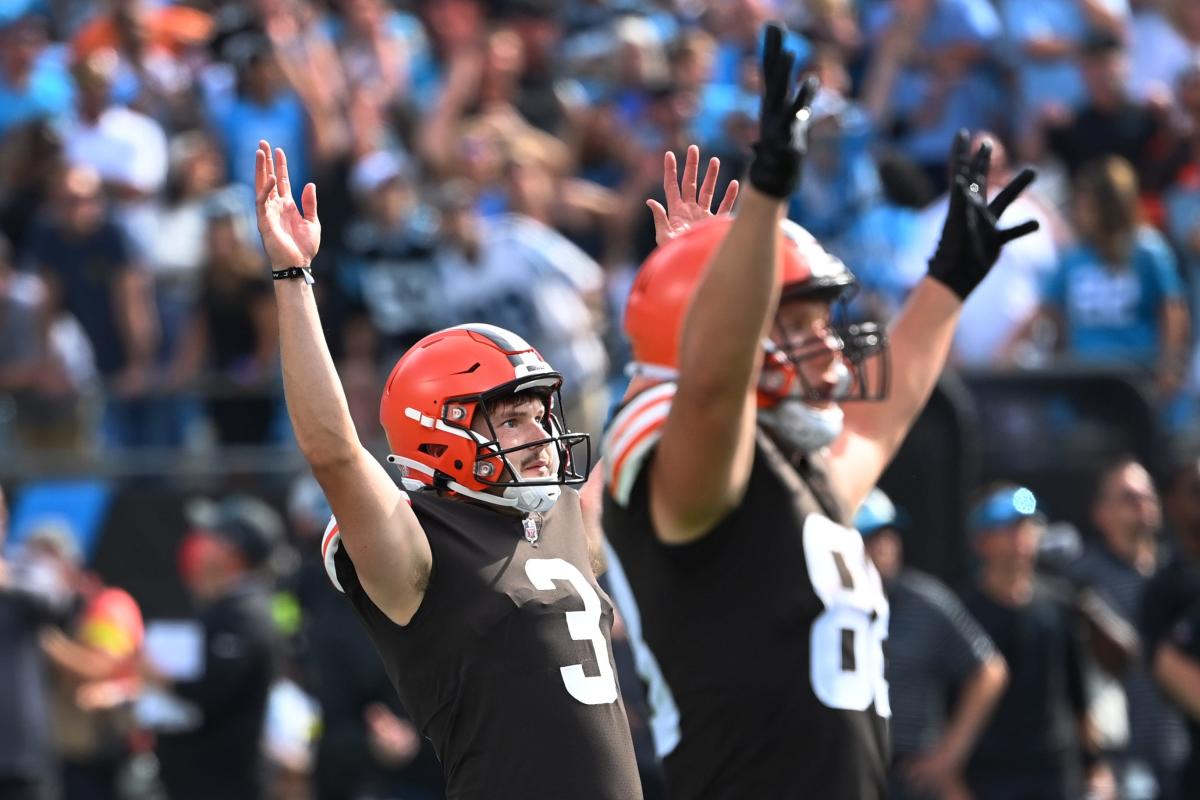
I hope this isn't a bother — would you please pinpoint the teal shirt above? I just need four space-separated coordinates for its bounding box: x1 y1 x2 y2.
1044 227 1183 363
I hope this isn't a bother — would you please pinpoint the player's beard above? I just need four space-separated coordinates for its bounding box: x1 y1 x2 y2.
758 399 844 455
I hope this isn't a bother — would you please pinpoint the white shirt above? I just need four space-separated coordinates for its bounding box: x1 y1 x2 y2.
903 189 1060 366
60 105 168 193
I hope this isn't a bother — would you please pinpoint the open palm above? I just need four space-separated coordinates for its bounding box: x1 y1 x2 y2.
255 140 321 268
647 145 739 247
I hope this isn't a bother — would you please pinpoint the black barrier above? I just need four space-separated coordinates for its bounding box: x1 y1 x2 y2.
0 367 1169 612
876 375 978 586
960 366 1163 539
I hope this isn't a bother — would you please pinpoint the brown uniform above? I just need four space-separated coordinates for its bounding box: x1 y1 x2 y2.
323 488 642 800
602 382 890 799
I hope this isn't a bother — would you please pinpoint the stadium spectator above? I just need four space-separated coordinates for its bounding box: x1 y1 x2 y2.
149 495 285 800
1036 32 1172 189
857 488 1009 800
59 48 170 258
0 485 65 800
999 0 1129 135
70 0 212 124
0 119 64 256
961 484 1116 800
1128 0 1200 102
149 130 252 361
25 164 158 448
862 0 1003 191
169 197 278 445
34 523 145 800
1065 457 1188 798
0 13 74 138
1016 156 1189 392
1140 456 1200 797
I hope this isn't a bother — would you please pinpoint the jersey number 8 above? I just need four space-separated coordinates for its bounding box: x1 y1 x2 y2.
803 515 892 717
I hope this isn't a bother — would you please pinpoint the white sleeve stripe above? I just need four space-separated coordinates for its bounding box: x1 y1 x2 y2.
321 517 345 593
605 383 676 450
605 401 670 481
611 426 665 506
319 492 411 594
603 541 681 758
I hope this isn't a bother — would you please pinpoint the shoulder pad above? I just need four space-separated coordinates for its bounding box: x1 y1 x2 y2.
603 382 677 507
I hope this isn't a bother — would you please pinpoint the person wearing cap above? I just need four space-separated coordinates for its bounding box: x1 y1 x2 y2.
1139 456 1200 798
1064 457 1187 799
960 484 1117 800
148 495 286 800
0 485 64 800
857 488 1008 800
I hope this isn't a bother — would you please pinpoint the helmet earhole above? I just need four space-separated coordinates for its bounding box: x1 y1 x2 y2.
454 460 463 469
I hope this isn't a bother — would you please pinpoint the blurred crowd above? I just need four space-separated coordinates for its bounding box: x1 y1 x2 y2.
0 0 1198 456
5 458 1200 800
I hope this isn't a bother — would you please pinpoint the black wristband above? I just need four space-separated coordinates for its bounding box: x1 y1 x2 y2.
272 266 315 285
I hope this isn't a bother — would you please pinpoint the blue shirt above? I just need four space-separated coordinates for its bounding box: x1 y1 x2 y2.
0 49 74 136
211 93 308 191
867 0 1002 163
1044 227 1184 362
1000 0 1129 128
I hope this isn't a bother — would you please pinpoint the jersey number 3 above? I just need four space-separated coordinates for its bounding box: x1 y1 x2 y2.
525 558 619 706
803 515 892 716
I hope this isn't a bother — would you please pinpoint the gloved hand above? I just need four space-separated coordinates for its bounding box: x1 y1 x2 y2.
927 130 1040 300
747 23 818 199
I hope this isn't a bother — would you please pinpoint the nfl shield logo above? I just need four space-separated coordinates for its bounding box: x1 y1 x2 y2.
522 517 540 547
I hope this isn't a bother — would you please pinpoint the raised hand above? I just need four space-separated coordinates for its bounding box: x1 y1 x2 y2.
646 145 740 247
747 23 818 199
255 140 321 270
927 130 1039 300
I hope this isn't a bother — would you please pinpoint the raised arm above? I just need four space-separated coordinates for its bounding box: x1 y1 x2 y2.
650 25 816 544
829 132 1039 512
256 141 429 625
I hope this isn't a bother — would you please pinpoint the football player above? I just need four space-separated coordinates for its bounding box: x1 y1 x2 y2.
601 23 1040 799
254 142 642 799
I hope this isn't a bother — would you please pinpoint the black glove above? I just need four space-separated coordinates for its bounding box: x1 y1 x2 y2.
747 24 818 199
927 130 1040 300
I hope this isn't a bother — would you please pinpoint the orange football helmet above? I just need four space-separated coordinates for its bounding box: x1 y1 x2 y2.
624 216 887 405
380 323 590 513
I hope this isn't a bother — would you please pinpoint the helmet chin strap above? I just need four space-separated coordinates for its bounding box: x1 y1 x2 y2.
387 455 562 514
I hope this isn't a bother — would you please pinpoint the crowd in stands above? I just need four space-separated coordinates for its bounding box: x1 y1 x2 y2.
0 0 1198 455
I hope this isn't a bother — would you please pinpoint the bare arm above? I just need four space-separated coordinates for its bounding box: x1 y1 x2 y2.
651 187 783 542
114 267 157 374
650 31 814 544
1079 0 1127 39
904 655 1008 792
1153 642 1200 722
1158 299 1190 393
831 134 1039 513
830 277 962 511
256 141 430 625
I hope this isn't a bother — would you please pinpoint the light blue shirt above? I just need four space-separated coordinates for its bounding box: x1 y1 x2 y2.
1044 227 1184 362
1000 0 1129 127
867 0 1002 164
0 48 73 136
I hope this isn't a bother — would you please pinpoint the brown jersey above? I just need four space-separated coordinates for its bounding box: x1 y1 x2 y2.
322 488 642 800
602 382 890 799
